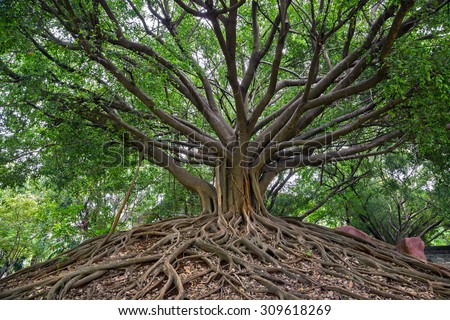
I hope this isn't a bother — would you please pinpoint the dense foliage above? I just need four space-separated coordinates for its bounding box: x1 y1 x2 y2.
268 152 449 245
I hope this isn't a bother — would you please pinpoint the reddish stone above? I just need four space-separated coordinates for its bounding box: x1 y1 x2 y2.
335 225 373 243
396 237 427 261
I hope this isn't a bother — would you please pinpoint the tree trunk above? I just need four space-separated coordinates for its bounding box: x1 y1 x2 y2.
159 139 272 219
215 162 269 221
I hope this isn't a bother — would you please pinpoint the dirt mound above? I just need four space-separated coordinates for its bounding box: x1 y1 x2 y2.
1 214 449 299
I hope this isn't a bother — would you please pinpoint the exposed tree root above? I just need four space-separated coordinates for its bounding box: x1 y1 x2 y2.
0 214 449 300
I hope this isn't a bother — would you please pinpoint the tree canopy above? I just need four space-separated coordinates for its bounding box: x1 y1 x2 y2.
1 0 448 215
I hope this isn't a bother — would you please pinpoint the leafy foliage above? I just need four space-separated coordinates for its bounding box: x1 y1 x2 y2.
270 152 449 245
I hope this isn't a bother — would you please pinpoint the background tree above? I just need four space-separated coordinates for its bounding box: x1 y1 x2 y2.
339 153 449 245
274 153 449 245
0 189 40 277
0 0 449 299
